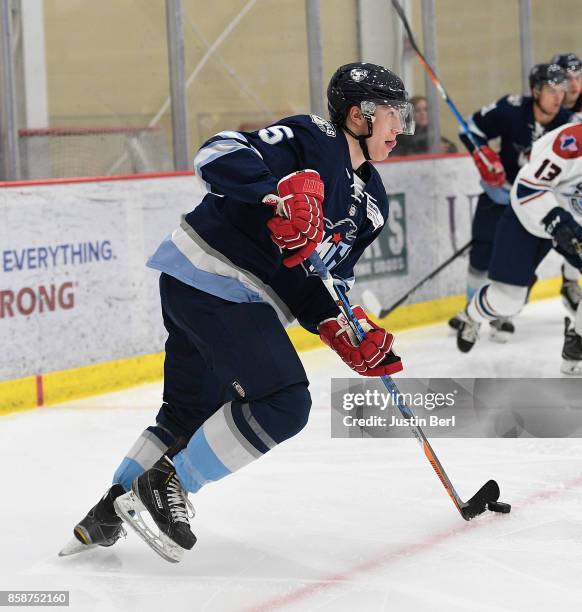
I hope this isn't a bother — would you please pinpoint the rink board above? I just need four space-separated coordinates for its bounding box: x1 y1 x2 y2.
0 160 562 413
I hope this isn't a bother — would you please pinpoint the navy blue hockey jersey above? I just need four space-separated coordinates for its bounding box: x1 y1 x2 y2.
460 95 572 203
147 114 389 333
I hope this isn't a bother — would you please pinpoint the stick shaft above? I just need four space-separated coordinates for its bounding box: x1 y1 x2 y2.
391 0 493 168
308 251 465 512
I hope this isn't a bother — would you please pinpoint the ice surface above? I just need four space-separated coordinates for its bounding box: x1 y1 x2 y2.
2 297 581 611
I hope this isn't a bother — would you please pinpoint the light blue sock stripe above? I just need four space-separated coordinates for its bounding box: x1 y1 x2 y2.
112 457 144 492
173 428 231 493
466 286 476 301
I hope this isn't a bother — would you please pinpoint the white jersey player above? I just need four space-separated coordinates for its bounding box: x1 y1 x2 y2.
456 122 582 374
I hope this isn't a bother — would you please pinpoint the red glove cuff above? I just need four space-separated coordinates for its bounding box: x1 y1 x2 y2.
472 147 506 188
264 170 325 268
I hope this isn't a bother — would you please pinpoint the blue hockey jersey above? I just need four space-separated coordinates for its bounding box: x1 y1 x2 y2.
460 95 572 203
147 114 389 334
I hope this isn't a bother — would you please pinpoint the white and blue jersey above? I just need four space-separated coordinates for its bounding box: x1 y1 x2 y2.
461 95 572 204
148 114 389 333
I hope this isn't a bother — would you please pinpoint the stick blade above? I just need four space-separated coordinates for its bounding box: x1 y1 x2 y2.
361 289 382 318
460 479 500 520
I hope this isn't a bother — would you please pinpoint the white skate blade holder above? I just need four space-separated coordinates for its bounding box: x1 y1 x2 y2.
561 359 582 375
488 326 512 344
113 491 186 563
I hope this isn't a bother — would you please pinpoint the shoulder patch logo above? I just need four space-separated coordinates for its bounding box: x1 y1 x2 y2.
310 115 336 137
350 68 368 82
560 133 578 153
507 95 522 107
552 125 582 159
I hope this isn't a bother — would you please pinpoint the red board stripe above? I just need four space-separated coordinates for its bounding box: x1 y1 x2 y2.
0 170 194 189
36 375 44 407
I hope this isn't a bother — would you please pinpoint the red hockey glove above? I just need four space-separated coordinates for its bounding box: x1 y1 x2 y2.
472 146 506 187
263 169 325 268
318 306 403 377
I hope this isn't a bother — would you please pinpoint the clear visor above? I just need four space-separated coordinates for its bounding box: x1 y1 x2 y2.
361 100 416 135
539 79 568 93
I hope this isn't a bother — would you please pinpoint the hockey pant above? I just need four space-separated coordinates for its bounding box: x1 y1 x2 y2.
466 193 507 300
468 206 582 334
113 273 311 494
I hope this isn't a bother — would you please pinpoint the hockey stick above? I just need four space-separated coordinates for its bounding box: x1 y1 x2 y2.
362 240 472 319
308 251 500 520
391 0 496 172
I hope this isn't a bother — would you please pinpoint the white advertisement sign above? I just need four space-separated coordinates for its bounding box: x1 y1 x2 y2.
349 155 561 307
0 176 206 380
0 160 561 380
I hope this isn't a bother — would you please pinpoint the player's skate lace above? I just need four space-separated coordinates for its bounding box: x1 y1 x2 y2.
461 321 479 343
167 475 195 524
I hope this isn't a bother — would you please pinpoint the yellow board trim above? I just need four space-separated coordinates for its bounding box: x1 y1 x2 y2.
42 353 164 407
0 376 38 416
0 276 562 416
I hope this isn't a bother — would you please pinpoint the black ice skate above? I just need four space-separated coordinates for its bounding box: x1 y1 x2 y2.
114 442 196 563
457 311 481 353
59 484 126 557
489 317 515 343
561 317 582 375
560 266 582 316
448 308 467 331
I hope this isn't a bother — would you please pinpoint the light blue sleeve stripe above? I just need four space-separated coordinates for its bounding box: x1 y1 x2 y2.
482 182 510 205
464 116 487 139
173 428 231 493
194 138 253 175
147 237 265 304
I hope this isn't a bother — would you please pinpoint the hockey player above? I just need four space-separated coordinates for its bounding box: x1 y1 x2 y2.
449 64 573 339
549 53 582 310
60 62 413 562
455 121 582 375
551 53 582 113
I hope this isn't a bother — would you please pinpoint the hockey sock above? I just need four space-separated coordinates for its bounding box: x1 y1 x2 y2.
562 260 580 282
112 424 176 492
466 266 487 301
575 302 582 337
467 282 528 324
173 383 310 493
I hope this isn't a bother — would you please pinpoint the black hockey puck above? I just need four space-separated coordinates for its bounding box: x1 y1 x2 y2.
487 501 511 513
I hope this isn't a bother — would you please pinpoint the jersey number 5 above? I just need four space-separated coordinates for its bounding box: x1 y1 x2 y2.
258 125 294 144
534 158 562 181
